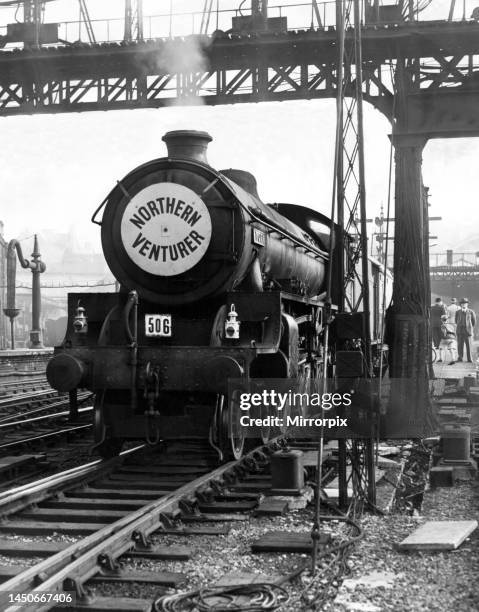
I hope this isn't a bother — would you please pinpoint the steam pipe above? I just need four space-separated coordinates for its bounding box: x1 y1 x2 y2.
123 291 139 413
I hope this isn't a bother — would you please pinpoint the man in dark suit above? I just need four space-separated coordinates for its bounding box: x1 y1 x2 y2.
455 298 476 362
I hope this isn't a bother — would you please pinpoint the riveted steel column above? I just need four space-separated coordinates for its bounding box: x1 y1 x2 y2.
387 134 430 436
391 135 428 324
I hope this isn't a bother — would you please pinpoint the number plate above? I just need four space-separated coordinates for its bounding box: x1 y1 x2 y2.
145 314 172 337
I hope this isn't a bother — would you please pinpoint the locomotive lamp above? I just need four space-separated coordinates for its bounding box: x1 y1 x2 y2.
225 304 240 339
73 303 88 334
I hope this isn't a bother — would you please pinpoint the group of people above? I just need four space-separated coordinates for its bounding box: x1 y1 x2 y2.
431 296 476 365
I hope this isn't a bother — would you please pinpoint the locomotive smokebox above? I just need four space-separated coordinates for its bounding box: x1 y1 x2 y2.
162 130 212 164
99 130 327 305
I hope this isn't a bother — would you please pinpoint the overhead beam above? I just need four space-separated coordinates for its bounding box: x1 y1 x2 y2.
0 22 478 123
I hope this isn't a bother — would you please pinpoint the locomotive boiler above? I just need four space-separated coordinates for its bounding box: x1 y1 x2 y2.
47 130 337 459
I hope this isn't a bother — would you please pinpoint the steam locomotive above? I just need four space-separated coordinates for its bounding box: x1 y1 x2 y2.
46 130 388 459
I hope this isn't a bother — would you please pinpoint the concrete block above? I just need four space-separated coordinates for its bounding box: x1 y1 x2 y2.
429 466 453 487
398 520 478 551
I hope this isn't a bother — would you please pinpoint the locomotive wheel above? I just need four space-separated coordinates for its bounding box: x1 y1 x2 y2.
260 427 270 445
244 406 270 449
259 401 271 444
217 394 244 461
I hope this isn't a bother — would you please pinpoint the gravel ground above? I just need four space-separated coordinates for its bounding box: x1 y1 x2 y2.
0 442 477 611
333 481 479 612
87 508 350 610
87 476 479 611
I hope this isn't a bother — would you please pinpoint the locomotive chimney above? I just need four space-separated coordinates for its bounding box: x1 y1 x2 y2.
162 130 212 164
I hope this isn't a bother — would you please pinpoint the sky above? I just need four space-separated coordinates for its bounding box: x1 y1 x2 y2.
1 0 479 266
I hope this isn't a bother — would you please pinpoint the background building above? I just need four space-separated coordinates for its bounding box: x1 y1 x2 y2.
0 226 115 348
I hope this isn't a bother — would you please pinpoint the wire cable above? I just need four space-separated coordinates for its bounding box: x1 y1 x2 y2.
154 583 289 611
285 511 363 609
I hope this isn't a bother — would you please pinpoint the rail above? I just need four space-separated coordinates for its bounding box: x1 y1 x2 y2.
0 445 145 512
0 1 478 47
0 391 91 423
0 375 47 393
0 388 58 409
0 406 92 430
0 440 279 610
0 422 91 452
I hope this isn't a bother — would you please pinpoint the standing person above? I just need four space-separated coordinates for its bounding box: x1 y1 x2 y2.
438 315 457 365
455 298 476 362
431 297 447 351
447 297 460 326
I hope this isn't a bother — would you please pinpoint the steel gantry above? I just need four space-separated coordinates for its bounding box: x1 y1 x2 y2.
0 18 479 123
0 17 476 128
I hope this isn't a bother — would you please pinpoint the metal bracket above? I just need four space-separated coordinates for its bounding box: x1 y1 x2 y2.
242 455 259 473
209 479 225 495
232 464 247 479
195 486 215 504
97 553 119 573
63 577 90 602
159 512 175 529
178 497 199 516
251 449 269 467
34 572 48 586
132 529 151 550
223 470 238 485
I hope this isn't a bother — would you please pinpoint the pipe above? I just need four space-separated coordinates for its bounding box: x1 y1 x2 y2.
4 237 46 349
123 291 139 413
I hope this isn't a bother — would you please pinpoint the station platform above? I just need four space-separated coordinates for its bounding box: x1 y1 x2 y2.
433 360 476 381
0 349 53 358
0 348 52 377
431 346 479 465
433 340 479 381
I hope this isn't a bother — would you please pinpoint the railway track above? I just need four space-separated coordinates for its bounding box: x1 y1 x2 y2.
0 391 92 425
0 376 48 398
0 390 93 460
0 439 300 611
0 388 68 414
0 419 92 453
0 419 93 487
0 388 94 484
